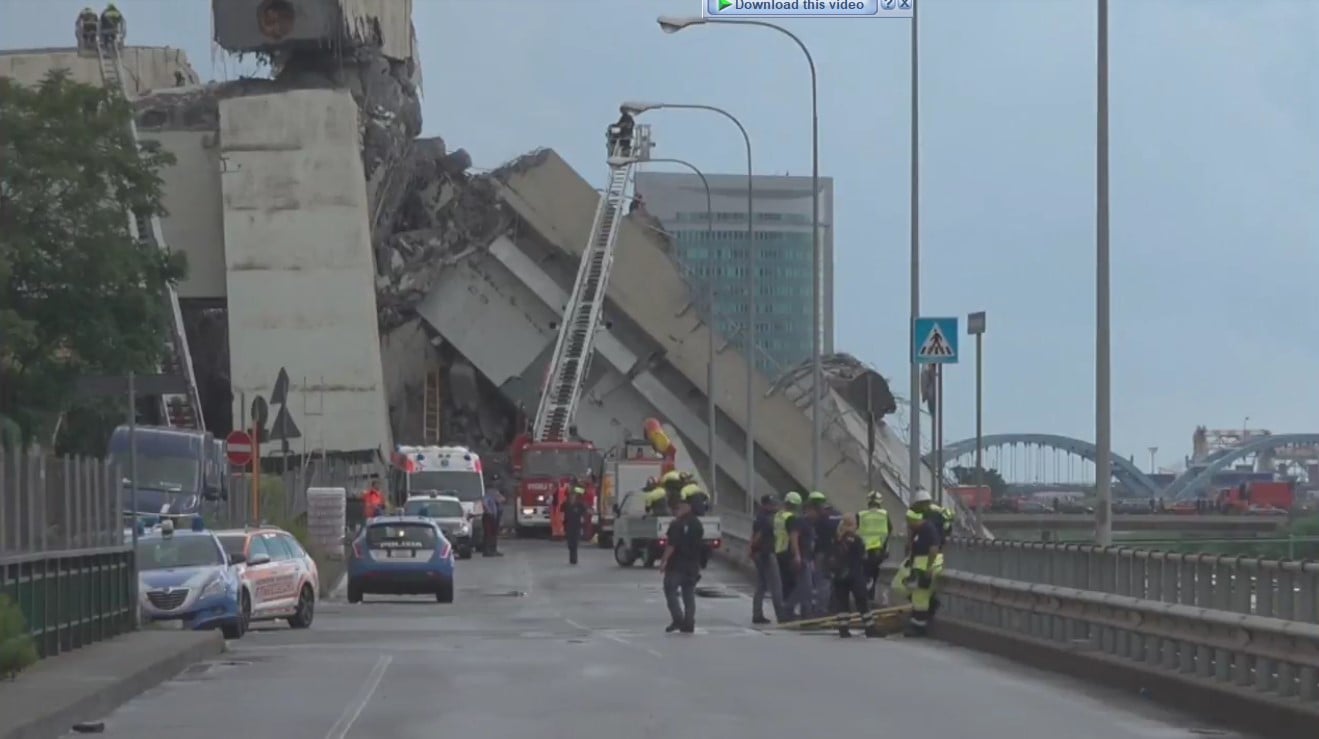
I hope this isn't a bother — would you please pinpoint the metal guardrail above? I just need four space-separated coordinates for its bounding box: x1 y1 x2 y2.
0 448 134 659
716 509 1319 707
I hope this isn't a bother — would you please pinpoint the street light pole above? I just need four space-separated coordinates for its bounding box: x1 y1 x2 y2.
1095 0 1113 546
623 99 755 511
907 3 923 503
657 15 823 492
634 156 716 505
967 311 986 487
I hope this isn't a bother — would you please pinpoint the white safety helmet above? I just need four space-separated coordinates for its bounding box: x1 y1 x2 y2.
910 487 932 504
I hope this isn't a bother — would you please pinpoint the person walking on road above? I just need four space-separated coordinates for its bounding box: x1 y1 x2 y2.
660 497 704 634
482 486 504 557
827 515 880 638
749 494 784 625
562 486 588 565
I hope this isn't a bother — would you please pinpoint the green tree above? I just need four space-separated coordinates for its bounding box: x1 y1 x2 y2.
0 595 37 677
950 465 1010 499
0 71 185 452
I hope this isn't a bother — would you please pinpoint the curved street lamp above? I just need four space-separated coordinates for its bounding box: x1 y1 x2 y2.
623 100 757 512
655 15 825 493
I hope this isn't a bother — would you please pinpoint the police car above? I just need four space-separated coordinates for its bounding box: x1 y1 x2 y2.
390 445 488 548
215 526 319 629
135 518 248 639
403 493 474 559
345 515 455 604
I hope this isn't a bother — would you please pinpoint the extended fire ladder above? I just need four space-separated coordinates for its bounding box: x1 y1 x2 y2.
531 124 653 442
95 31 205 431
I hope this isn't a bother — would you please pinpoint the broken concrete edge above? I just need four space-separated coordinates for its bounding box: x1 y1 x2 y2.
710 539 1319 738
1 630 225 739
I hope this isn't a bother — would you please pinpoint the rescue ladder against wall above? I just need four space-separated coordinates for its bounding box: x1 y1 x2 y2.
92 15 205 431
529 116 653 444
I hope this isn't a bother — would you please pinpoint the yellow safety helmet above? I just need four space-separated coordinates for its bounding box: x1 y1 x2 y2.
905 509 923 523
660 470 683 484
807 491 827 504
679 483 702 498
783 491 802 506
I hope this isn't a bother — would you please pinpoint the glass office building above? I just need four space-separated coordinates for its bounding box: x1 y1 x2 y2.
634 172 834 377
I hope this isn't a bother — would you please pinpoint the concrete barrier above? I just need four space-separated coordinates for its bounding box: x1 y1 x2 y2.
714 508 1319 738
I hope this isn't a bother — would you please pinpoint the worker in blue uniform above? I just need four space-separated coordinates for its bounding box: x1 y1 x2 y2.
773 491 805 620
749 494 784 624
807 491 841 617
857 491 892 602
896 490 943 636
826 514 879 638
785 494 819 618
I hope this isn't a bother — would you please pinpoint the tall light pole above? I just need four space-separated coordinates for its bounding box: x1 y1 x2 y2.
1147 446 1157 474
657 15 824 492
631 156 717 505
623 99 755 511
1095 0 1113 546
967 311 986 486
907 2 924 504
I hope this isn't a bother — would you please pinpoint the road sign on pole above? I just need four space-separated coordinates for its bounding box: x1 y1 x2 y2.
226 430 253 467
913 316 959 364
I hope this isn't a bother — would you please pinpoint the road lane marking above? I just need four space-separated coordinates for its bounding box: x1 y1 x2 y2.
566 618 662 658
324 654 391 739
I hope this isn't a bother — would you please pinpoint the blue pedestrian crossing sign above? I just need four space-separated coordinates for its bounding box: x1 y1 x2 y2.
913 317 959 365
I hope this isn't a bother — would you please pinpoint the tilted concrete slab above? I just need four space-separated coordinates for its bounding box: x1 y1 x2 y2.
488 151 935 525
0 46 199 95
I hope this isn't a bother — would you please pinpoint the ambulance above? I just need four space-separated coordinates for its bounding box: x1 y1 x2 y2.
389 445 488 550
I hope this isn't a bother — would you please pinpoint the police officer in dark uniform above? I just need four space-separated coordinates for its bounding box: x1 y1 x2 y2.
660 496 704 634
563 486 588 565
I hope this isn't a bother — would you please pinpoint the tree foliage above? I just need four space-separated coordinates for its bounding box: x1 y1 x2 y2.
950 465 1010 499
0 71 185 450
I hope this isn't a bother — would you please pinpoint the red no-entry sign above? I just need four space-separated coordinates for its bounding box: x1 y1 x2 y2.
226 430 254 467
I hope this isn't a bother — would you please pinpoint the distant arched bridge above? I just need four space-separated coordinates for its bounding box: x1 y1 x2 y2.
1162 433 1319 499
927 433 1163 498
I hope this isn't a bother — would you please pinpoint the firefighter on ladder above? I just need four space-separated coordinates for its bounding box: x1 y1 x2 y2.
100 4 124 49
76 7 99 50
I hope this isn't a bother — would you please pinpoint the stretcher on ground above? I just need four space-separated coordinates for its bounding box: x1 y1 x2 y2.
774 604 912 634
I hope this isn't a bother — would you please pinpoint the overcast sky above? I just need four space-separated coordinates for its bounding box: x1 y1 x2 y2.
4 0 1316 474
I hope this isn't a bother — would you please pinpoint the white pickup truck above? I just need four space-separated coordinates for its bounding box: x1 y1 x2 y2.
611 490 722 568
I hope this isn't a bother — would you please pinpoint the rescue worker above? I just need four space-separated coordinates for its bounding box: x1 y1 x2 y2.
562 486 589 565
659 470 685 510
808 491 841 614
776 491 810 620
613 108 635 155
481 486 503 557
895 490 943 636
858 491 892 602
826 514 879 638
77 7 99 50
680 482 710 516
748 494 784 624
550 478 568 539
361 479 385 521
99 4 124 49
640 477 670 514
659 495 704 634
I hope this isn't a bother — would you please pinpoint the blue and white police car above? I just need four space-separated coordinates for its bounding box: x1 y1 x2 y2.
136 518 248 639
346 515 455 604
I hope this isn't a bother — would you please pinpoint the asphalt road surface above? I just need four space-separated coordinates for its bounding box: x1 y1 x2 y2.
76 540 1248 738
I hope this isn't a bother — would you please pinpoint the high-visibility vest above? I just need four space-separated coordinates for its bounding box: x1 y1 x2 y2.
772 510 794 554
857 508 890 551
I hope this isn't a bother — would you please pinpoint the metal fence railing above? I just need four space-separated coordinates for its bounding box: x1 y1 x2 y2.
0 447 134 659
206 458 384 534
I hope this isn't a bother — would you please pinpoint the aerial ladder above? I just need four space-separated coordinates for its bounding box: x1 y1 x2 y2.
95 26 205 431
531 122 653 442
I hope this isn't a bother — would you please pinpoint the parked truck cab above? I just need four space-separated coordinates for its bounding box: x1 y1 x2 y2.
107 425 224 517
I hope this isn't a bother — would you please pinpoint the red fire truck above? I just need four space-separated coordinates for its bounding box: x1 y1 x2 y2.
510 435 601 538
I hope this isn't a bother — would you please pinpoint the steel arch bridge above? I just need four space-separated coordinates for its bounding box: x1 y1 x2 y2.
928 433 1163 498
1162 433 1319 500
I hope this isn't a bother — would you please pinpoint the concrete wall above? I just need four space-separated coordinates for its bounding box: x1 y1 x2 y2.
379 318 439 444
494 152 899 521
0 46 199 95
213 0 414 62
140 130 227 299
218 89 390 457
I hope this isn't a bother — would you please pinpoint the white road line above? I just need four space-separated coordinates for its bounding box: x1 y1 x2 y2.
566 618 662 659
324 654 391 739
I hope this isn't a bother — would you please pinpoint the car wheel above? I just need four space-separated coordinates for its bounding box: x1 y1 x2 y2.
287 585 315 628
614 539 636 567
221 592 250 639
436 581 454 604
347 580 363 604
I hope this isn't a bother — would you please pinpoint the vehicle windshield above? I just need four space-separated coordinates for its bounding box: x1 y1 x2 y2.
135 535 224 569
523 449 594 479
216 535 246 557
109 452 199 493
408 471 482 501
366 523 438 548
404 499 464 518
